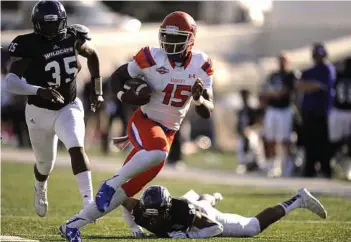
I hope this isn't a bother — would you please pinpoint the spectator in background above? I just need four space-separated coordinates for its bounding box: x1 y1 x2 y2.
296 43 336 178
260 53 299 177
329 58 351 159
235 89 260 174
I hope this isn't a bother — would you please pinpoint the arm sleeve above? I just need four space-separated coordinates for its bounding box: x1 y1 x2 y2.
4 73 40 95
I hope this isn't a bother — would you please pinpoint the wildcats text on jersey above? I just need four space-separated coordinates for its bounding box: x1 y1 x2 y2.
43 47 74 60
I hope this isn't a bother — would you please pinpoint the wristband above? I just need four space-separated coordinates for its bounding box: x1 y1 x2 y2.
93 77 103 95
117 91 125 102
193 96 205 106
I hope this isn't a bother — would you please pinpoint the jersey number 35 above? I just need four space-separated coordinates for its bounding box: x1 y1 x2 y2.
45 56 78 87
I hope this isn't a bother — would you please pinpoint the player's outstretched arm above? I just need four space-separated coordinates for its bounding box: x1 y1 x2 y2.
192 78 214 119
77 40 104 111
5 58 64 103
77 41 100 79
5 57 39 95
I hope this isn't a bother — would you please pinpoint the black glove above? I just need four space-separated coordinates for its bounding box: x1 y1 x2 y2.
37 86 64 104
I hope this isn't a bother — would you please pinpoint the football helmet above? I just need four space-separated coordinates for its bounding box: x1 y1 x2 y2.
31 0 67 40
140 185 172 219
159 11 197 56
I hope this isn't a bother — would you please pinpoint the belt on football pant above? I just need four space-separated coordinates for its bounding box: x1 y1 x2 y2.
141 111 176 134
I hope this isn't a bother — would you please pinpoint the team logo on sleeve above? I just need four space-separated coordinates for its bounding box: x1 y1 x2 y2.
156 66 169 74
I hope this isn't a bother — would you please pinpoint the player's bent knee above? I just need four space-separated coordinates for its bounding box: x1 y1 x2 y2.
36 160 54 175
244 217 261 237
147 150 168 166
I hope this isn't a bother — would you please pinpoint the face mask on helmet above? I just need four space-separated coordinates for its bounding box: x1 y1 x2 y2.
142 207 170 219
159 27 193 55
35 19 66 38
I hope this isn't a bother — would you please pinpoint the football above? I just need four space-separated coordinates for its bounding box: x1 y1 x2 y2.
124 78 152 99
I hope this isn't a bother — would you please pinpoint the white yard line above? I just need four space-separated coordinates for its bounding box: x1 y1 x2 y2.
2 147 351 197
0 236 39 242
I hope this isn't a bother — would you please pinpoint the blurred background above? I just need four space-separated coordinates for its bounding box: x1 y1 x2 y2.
2 0 351 181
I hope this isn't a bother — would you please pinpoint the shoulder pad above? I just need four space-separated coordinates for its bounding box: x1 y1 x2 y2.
191 51 214 76
69 24 91 41
133 46 156 69
201 57 214 76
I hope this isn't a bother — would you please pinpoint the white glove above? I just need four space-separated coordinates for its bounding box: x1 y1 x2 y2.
131 226 145 238
168 231 188 239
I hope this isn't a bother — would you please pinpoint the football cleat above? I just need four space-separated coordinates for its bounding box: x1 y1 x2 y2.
95 182 116 213
297 188 327 219
59 223 82 242
212 193 223 206
34 186 48 217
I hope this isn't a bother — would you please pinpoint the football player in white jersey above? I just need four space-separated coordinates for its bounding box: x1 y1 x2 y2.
59 11 215 241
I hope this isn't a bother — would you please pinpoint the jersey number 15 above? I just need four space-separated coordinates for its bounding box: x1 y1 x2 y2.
45 56 78 87
162 84 192 107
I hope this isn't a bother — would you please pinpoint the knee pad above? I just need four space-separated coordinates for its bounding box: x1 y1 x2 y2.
244 217 261 237
36 160 54 175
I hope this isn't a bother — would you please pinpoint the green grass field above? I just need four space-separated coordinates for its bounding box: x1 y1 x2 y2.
1 161 351 242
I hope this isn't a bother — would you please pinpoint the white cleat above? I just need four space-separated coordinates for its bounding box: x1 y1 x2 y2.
213 193 223 206
34 186 48 217
297 188 327 219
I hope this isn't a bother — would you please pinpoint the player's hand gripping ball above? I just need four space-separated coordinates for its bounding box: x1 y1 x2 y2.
123 78 152 106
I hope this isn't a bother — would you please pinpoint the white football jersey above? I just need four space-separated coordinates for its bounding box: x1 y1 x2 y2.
127 46 214 130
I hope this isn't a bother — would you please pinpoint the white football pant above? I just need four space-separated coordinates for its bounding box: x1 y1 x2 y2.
25 98 85 175
190 199 261 237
